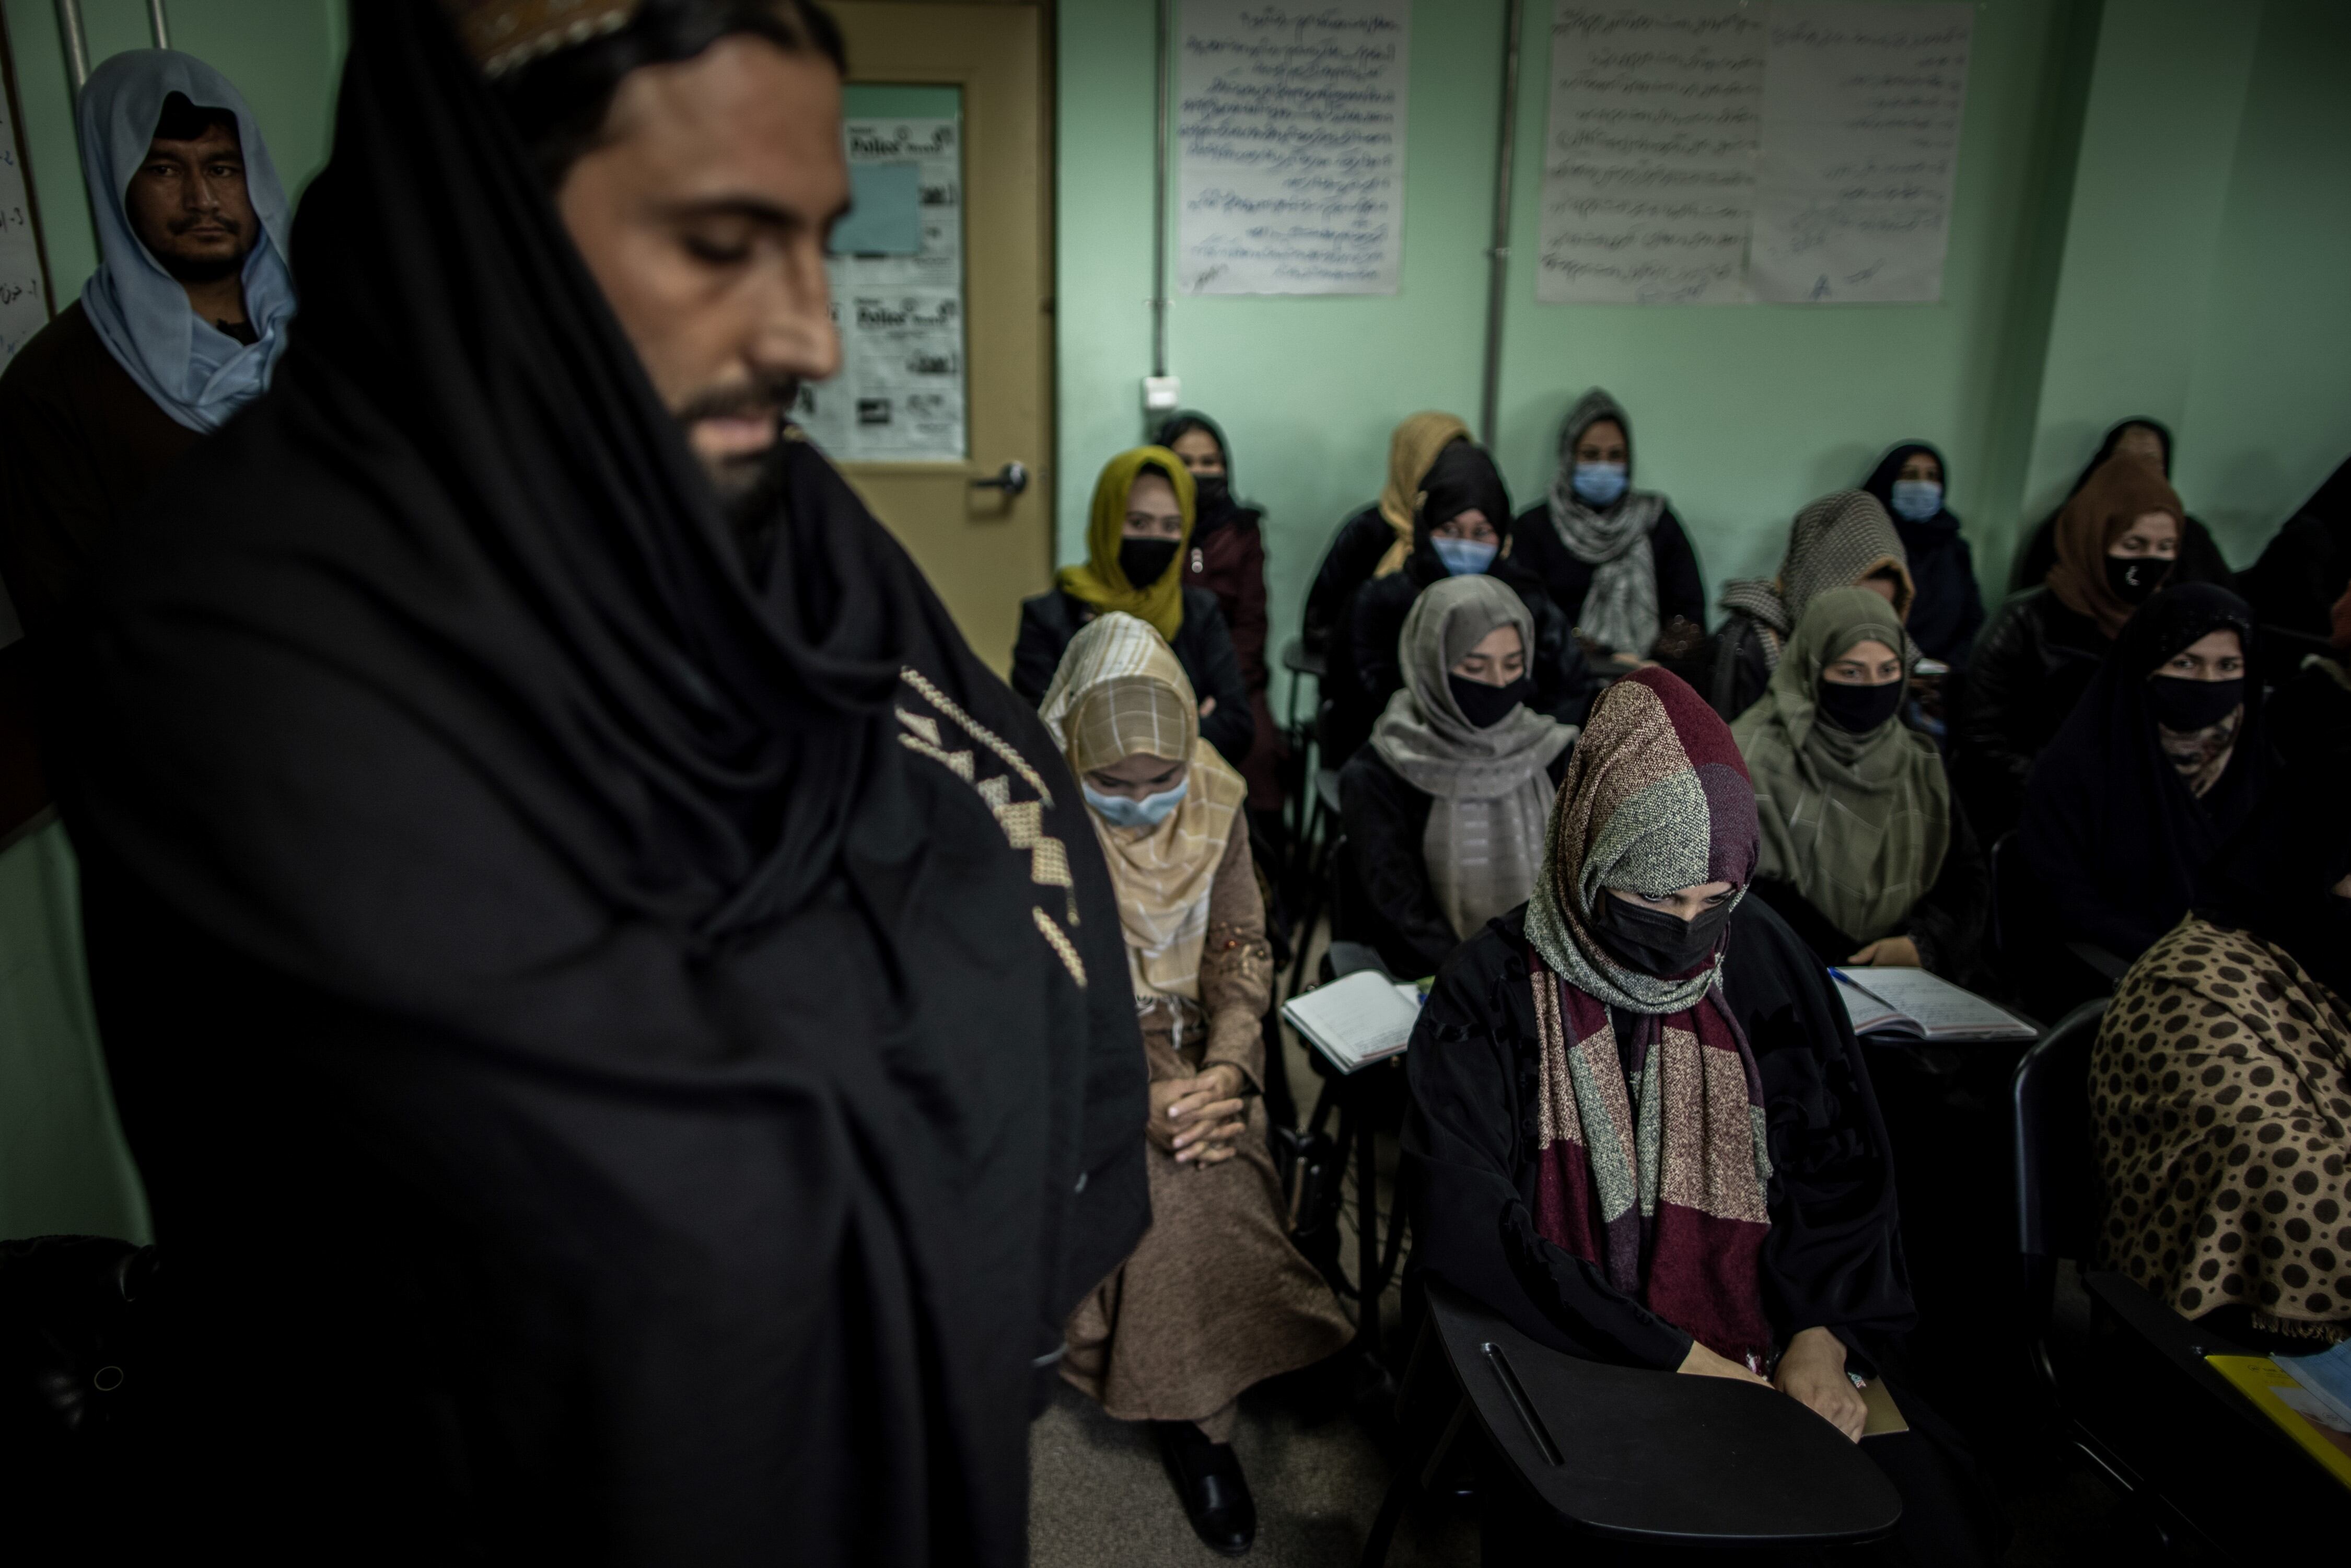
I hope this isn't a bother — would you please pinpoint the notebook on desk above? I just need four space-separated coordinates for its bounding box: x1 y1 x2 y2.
1282 970 1423 1074
1830 967 2036 1043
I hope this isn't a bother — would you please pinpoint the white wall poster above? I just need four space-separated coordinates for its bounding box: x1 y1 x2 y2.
794 115 968 461
1748 2 1972 303
1177 0 1413 296
1538 2 1764 305
1539 0 1971 306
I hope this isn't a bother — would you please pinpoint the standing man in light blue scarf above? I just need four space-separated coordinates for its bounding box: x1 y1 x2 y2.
0 50 294 643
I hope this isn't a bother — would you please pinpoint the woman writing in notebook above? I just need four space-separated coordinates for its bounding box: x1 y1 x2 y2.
1402 667 1999 1562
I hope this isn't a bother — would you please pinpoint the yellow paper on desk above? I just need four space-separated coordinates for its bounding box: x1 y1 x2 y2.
2205 1355 2351 1489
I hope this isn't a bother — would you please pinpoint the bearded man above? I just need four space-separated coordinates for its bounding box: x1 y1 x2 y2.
51 3 1147 1561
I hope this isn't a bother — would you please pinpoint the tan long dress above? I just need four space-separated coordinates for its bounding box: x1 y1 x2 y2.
1061 828 1353 1436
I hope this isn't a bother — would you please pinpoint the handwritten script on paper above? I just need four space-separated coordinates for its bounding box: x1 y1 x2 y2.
1749 2 1971 303
1538 1 1971 306
1538 2 1764 305
1178 0 1412 296
1 87 48 371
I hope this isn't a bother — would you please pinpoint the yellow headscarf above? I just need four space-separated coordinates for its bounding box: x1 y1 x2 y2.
1039 613 1248 1001
1056 447 1195 642
1375 411 1472 578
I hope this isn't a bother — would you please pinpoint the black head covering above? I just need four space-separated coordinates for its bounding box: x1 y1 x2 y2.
1860 440 1956 533
2196 760 2351 1004
52 3 1143 1557
1153 408 1256 539
2239 454 2351 645
1409 442 1514 585
1858 440 1981 666
2068 417 2174 495
2020 584 2274 958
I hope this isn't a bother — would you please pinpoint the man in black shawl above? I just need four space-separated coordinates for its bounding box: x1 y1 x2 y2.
48 2 1147 1560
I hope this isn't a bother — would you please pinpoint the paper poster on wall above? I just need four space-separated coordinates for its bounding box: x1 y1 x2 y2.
1538 0 1970 305
1537 2 1764 305
2 20 53 648
1176 0 1412 296
1748 2 1971 303
794 115 968 461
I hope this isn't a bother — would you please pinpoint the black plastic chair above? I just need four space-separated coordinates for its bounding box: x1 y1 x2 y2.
2010 1001 2351 1551
1279 638 1325 852
1361 1280 1903 1567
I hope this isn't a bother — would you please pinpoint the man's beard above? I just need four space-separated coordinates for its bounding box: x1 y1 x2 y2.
154 219 251 284
715 425 799 580
678 377 801 505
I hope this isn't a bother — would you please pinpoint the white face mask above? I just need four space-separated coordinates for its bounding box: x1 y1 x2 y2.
1083 776 1189 828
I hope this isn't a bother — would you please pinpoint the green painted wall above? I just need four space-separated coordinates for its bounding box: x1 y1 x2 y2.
1057 0 2351 699
3 0 345 303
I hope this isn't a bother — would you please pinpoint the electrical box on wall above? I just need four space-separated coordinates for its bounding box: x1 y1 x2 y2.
1143 376 1181 415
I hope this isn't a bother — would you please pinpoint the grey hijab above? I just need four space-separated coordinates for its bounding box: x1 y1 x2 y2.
1717 490 1915 671
1546 389 1667 657
1371 576 1575 939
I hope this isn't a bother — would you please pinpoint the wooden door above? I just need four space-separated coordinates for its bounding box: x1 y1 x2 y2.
817 3 1050 676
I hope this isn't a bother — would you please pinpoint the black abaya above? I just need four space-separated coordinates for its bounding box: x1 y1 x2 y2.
50 5 1146 1561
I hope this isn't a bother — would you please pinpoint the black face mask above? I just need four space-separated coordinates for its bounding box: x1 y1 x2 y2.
1593 892 1733 977
1118 537 1181 588
1448 672 1531 729
2147 674 2244 732
1192 475 1231 513
2105 554 2172 606
1814 678 1905 734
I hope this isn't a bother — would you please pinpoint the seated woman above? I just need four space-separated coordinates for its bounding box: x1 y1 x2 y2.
2020 584 2274 977
1664 489 1914 723
1339 576 1577 980
1301 410 1468 657
1041 614 1351 1557
1013 446 1253 766
1403 666 1996 1564
1859 440 1984 672
2238 453 2350 654
2011 418 2234 594
1955 455 2183 839
1331 441 1598 762
1158 410 1283 826
2092 762 2351 1346
1732 588 1987 983
1508 389 1706 666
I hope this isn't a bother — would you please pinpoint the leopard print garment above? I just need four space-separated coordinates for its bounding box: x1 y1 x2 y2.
2091 915 2351 1341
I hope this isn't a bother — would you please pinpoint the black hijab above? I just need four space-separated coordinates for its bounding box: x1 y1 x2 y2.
2015 417 2235 593
1859 439 1982 663
1154 408 1257 540
2197 759 2351 1005
1407 441 1515 586
2020 584 2274 958
52 3 1144 1558
2239 454 2351 645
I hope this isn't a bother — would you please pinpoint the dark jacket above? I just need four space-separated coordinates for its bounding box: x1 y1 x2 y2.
1336 743 1575 981
1746 796 1991 986
1011 587 1255 767
1404 900 1912 1371
1334 567 1598 765
1660 611 1775 724
1302 504 1394 658
1950 588 2110 839
1507 501 1707 650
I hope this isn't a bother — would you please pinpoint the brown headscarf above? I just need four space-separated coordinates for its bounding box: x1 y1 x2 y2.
1375 411 1472 578
2046 455 2185 638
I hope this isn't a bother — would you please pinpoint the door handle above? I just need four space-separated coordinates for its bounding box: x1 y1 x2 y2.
970 461 1029 498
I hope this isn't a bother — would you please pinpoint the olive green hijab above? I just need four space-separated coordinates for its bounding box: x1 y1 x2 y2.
1730 587 1949 944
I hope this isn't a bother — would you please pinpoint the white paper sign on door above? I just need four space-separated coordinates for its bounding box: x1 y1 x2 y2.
1748 2 1972 304
1537 2 1764 306
1177 0 1413 296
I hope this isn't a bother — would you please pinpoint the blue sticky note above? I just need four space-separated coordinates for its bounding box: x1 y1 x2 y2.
829 162 922 257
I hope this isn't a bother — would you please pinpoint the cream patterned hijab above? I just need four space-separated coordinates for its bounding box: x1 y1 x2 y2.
1040 613 1248 1002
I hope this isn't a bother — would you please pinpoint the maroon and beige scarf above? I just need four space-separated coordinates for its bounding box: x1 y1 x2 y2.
1522 668 1775 1366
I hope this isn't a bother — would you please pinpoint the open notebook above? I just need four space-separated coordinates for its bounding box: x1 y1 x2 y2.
1830 967 2035 1043
1282 971 1424 1074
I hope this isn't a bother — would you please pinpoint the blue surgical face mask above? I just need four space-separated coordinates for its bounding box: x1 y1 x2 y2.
1570 462 1628 507
1084 776 1189 829
1888 480 1943 523
1431 536 1498 577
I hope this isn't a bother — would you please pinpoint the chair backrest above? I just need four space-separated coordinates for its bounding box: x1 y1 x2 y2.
2011 998 2109 1265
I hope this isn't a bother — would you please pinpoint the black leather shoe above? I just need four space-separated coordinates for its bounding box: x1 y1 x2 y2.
1151 1420 1257 1557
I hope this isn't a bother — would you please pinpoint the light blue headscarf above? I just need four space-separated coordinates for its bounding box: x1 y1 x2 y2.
76 51 295 433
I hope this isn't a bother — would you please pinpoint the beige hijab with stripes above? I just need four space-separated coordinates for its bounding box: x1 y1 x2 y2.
1040 613 1248 1002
